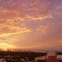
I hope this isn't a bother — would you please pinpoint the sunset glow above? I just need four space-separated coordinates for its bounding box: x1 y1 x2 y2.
0 43 16 50
0 0 62 51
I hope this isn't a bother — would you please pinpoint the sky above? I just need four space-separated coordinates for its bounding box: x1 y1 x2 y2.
0 0 62 51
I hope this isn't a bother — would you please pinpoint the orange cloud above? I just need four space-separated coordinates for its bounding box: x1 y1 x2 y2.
0 43 16 50
0 0 62 50
36 25 48 34
0 30 31 37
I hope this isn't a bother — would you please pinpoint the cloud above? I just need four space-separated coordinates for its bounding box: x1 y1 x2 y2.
0 0 62 50
0 43 16 50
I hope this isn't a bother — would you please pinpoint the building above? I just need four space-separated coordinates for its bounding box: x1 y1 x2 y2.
35 51 61 62
46 51 60 62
